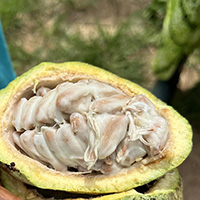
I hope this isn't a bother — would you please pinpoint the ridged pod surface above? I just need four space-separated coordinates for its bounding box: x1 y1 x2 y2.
153 0 200 80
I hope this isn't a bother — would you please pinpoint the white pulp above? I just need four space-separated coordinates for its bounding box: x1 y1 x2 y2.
12 79 169 174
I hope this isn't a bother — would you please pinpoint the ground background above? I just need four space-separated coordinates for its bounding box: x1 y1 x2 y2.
0 0 200 199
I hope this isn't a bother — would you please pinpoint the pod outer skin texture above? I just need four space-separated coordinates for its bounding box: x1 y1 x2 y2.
0 62 192 194
0 168 183 200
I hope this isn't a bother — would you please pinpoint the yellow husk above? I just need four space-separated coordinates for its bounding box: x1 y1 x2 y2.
0 62 192 194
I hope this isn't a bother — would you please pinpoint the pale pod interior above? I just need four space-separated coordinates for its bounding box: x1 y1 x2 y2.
12 79 169 174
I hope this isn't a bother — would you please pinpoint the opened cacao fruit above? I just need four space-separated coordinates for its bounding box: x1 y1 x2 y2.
0 62 192 198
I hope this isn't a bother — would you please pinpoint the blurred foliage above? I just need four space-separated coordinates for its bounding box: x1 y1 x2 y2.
0 0 200 88
0 0 160 89
0 0 200 123
145 0 167 30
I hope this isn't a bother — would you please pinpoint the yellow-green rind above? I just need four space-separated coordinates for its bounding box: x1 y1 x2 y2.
0 62 192 194
0 168 183 200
